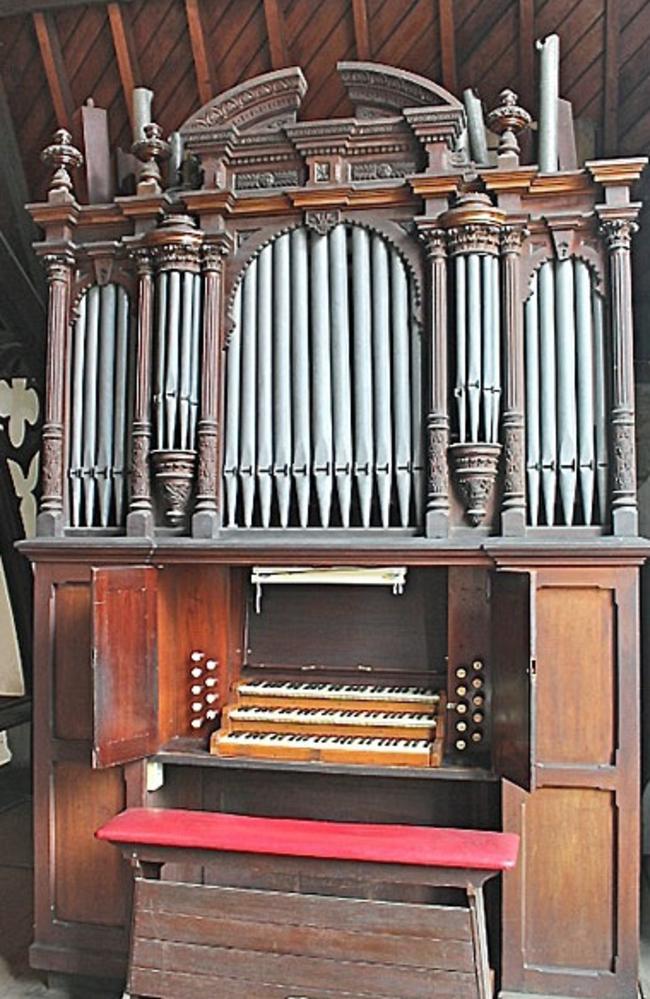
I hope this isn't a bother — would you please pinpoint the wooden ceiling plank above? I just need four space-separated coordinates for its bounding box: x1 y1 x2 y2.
605 0 622 152
352 0 371 59
263 0 289 68
437 0 457 93
32 10 74 130
107 2 140 131
185 0 216 104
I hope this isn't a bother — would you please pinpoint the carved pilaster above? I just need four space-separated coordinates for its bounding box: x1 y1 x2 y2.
417 225 449 537
193 236 232 538
127 247 155 536
38 250 75 536
599 214 639 535
500 223 528 535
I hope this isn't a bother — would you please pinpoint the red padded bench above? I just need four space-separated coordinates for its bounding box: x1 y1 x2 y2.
98 808 518 999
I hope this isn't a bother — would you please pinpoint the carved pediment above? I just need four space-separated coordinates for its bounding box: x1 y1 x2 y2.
180 67 308 138
338 61 463 118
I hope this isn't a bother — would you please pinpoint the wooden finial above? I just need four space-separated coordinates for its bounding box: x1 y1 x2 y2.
487 89 532 166
132 121 171 195
41 127 83 203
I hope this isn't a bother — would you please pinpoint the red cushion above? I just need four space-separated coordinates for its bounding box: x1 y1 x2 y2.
96 808 519 872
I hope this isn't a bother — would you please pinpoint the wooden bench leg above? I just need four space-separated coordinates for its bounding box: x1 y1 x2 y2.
468 883 493 999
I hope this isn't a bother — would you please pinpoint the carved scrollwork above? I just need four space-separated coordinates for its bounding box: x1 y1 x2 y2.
501 225 529 255
426 414 449 503
42 252 75 283
304 209 341 236
501 422 525 505
417 227 447 259
611 422 636 495
446 224 501 256
39 429 63 510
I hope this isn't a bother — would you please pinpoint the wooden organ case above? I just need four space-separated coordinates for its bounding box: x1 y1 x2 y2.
24 62 647 998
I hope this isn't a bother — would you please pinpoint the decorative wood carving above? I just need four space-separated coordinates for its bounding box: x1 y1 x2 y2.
501 223 528 534
41 128 82 203
127 247 154 536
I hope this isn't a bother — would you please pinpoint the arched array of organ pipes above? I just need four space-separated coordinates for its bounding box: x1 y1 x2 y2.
452 251 501 447
153 268 202 453
68 283 132 528
222 225 424 530
524 259 607 527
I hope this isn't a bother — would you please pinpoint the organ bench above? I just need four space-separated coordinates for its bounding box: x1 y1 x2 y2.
97 808 519 999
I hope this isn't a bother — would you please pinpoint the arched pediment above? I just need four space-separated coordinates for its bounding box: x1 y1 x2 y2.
338 61 463 118
180 67 308 137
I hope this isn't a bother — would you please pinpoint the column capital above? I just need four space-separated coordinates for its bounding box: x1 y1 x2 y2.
598 216 639 252
415 223 447 259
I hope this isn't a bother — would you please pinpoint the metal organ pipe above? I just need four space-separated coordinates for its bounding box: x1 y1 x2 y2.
69 282 133 527
164 270 181 450
467 253 482 443
454 255 467 443
222 225 422 529
524 258 607 526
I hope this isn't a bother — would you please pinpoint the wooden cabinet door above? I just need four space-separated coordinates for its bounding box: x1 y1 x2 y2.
491 571 536 791
91 566 159 767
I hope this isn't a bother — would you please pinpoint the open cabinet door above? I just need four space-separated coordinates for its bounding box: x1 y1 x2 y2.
92 566 158 767
491 570 536 791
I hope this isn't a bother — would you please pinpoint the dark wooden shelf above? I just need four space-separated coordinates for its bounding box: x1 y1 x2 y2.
155 740 497 782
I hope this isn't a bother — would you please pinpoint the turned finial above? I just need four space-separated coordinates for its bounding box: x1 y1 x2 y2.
41 128 83 202
487 89 532 165
132 121 171 194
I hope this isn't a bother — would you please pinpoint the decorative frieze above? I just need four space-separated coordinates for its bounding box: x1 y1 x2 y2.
235 169 300 190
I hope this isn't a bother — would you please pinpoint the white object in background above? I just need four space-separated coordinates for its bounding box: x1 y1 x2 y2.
0 731 11 767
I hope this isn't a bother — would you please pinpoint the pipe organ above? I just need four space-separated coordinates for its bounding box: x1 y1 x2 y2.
24 58 647 999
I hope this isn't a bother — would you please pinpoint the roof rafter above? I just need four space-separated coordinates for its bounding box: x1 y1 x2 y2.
33 9 74 130
263 0 289 70
604 0 620 153
437 0 457 95
107 1 141 131
184 0 217 105
352 0 371 60
518 0 535 112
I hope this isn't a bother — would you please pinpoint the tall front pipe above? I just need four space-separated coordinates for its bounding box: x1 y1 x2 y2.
555 257 578 524
273 233 292 528
371 234 393 527
113 286 130 526
454 254 467 443
538 260 557 525
524 273 540 526
467 253 482 443
592 290 608 521
352 227 374 528
291 228 311 528
96 283 117 527
82 284 100 526
574 260 596 524
330 225 353 527
240 258 258 528
391 250 412 527
537 34 560 172
69 292 87 527
223 285 242 528
257 244 274 528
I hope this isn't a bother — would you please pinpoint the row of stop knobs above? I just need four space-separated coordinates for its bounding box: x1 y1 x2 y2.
189 651 219 729
452 659 485 752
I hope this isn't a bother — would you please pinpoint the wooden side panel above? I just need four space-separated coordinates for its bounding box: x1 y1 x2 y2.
53 760 129 927
522 788 615 970
92 566 158 767
491 571 534 790
536 585 616 765
53 581 92 741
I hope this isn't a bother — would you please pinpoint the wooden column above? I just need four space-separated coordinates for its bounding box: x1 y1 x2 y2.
127 247 155 536
418 226 449 538
193 237 229 538
500 224 527 534
599 215 639 536
37 250 74 536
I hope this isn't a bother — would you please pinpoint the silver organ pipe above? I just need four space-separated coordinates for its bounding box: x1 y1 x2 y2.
330 225 353 527
490 254 501 443
223 285 242 527
273 234 292 527
454 255 467 443
467 253 482 443
154 271 168 448
257 244 274 527
371 234 393 527
524 272 541 526
97 284 117 527
524 258 607 526
311 232 334 527
68 282 133 527
223 225 422 529
82 285 100 525
352 226 374 527
189 273 201 445
291 227 311 527
179 272 194 450
164 270 181 450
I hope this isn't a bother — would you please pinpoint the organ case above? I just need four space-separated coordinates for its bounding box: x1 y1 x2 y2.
24 59 646 999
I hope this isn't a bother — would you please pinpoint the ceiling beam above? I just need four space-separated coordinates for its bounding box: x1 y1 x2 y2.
184 0 217 105
0 0 133 14
604 0 619 154
33 10 74 131
107 1 141 131
351 0 371 60
263 0 289 70
518 0 535 113
437 0 457 95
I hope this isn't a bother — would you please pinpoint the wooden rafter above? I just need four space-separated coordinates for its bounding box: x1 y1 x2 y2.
33 10 74 131
437 0 457 95
263 0 289 70
107 2 141 131
184 0 216 105
518 0 535 113
0 0 133 14
351 0 371 60
604 0 620 154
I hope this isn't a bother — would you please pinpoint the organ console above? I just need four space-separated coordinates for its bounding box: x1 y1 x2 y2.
23 49 646 999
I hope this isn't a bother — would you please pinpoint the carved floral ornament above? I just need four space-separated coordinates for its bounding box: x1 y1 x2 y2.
42 251 75 283
446 223 501 256
599 217 639 252
304 209 342 236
